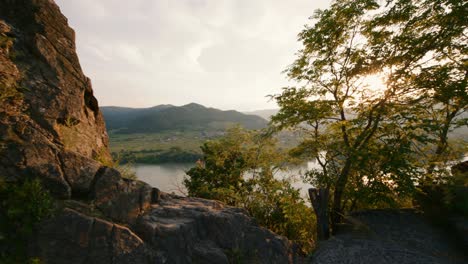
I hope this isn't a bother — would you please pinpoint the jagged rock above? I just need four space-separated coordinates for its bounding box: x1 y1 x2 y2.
91 167 154 224
135 194 300 264
34 208 153 264
59 151 101 198
0 0 110 198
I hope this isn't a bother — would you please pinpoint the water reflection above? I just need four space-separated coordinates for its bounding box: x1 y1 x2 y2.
135 161 321 197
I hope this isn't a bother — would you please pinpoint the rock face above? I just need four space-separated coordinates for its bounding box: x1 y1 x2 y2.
0 1 301 263
310 209 467 264
135 195 298 264
37 195 300 264
35 208 153 264
0 0 110 198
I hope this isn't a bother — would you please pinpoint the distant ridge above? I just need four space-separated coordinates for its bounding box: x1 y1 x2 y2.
244 109 279 120
102 103 268 133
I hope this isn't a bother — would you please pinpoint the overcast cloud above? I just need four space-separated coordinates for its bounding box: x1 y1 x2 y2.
55 0 332 111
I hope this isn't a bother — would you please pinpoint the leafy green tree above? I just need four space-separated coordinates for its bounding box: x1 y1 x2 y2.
364 0 468 180
271 0 417 232
272 0 466 234
184 127 315 252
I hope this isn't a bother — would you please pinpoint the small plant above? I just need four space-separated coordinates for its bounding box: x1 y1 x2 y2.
58 116 80 150
95 147 137 180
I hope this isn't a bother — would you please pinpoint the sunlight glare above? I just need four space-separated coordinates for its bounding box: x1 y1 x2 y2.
361 73 388 100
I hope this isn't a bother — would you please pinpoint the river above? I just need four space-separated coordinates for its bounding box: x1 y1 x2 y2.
135 154 468 197
135 161 320 197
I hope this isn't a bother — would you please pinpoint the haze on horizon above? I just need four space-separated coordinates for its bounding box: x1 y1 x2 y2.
55 0 332 111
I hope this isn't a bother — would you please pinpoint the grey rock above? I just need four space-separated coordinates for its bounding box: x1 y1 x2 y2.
35 208 153 264
135 194 299 264
59 151 101 198
310 209 467 264
92 167 154 224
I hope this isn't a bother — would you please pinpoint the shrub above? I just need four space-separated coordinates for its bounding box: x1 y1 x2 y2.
0 178 54 263
184 127 316 253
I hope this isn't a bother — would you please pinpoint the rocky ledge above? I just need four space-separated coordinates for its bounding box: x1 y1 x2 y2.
310 209 467 264
36 193 299 264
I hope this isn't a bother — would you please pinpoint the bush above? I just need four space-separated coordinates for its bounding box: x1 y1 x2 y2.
184 127 316 253
0 178 54 263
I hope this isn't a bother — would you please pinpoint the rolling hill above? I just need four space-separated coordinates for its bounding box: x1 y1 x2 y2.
101 103 268 133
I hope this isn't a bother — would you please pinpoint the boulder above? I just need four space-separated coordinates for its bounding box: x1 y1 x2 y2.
135 194 299 264
34 208 153 264
91 167 154 224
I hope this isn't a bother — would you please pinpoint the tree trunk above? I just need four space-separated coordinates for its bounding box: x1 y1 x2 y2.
309 188 330 241
331 159 352 233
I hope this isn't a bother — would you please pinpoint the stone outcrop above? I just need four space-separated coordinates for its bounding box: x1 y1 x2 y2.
0 0 110 198
34 208 153 264
36 195 300 264
135 195 298 263
91 167 155 224
310 209 467 264
0 1 301 263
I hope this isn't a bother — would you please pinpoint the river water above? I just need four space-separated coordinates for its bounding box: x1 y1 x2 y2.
135 161 320 197
136 154 468 197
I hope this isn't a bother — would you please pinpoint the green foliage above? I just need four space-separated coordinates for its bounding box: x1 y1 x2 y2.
365 0 468 182
0 178 54 263
184 127 315 253
272 0 467 229
417 162 468 217
448 164 468 215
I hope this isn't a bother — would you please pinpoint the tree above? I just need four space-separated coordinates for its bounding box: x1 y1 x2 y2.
271 0 466 235
184 127 316 252
272 0 415 233
364 0 468 180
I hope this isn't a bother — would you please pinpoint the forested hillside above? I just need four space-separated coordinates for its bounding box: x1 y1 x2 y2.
102 103 268 133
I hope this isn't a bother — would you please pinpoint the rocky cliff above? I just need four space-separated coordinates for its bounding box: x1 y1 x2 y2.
0 0 300 263
0 0 110 199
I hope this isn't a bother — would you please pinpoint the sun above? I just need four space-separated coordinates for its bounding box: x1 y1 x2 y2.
360 72 388 100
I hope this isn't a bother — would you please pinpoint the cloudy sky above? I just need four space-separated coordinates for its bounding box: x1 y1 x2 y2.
55 0 332 111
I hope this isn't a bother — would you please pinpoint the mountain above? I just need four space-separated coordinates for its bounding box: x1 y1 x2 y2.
102 103 268 133
244 109 279 120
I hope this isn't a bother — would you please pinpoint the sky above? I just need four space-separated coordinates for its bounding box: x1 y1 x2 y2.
55 0 332 111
